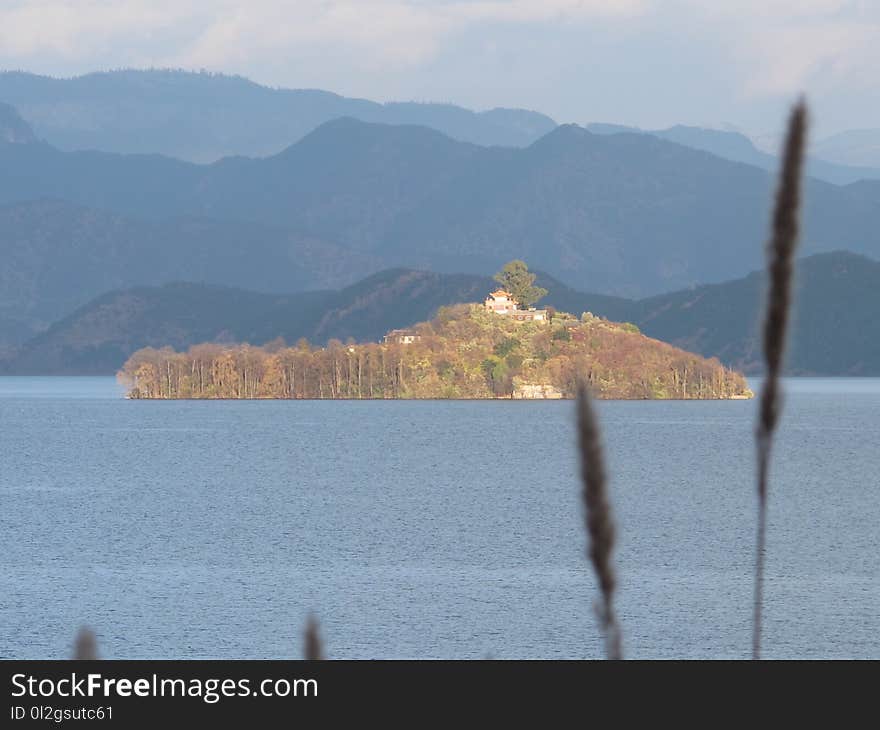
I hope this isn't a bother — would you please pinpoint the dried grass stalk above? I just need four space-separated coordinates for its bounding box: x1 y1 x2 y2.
304 614 324 660
577 381 622 660
73 627 98 660
753 99 808 660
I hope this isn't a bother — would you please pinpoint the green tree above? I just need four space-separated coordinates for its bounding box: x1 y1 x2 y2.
493 260 548 310
493 336 520 358
481 355 511 396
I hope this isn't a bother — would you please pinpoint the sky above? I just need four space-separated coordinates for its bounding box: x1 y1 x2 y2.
1 0 879 139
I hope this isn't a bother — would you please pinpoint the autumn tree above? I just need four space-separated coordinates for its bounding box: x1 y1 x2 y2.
493 260 548 310
119 302 751 401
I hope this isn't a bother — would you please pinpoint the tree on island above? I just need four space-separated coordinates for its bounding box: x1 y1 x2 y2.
493 260 548 310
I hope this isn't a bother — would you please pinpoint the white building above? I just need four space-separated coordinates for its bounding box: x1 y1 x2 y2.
484 289 547 322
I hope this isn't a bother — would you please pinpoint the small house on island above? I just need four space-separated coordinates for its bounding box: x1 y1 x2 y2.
383 328 421 345
484 289 548 323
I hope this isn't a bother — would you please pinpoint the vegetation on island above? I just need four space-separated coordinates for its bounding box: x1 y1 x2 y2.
119 285 751 400
8 251 879 376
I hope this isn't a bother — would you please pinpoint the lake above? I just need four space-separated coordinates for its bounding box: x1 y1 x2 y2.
1 376 878 659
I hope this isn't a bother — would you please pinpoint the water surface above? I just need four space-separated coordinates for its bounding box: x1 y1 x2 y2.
1 376 878 658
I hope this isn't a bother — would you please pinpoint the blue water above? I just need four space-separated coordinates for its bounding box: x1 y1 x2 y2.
1 376 878 659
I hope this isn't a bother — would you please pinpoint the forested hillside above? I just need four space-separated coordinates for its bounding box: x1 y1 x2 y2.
120 304 750 400
0 269 632 374
628 251 880 375
6 252 878 375
0 199 375 349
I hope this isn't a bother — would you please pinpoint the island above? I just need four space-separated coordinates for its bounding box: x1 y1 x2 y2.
119 262 751 400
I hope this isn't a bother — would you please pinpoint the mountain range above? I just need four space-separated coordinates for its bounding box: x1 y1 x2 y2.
627 251 880 375
0 69 556 162
2 112 880 321
3 252 877 376
2 70 879 378
587 123 880 185
0 199 378 351
812 129 880 169
3 69 878 186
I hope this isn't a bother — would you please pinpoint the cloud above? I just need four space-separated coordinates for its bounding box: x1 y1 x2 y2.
669 1 880 97
0 1 878 132
0 1 184 58
739 22 880 98
0 1 648 67
0 1 872 89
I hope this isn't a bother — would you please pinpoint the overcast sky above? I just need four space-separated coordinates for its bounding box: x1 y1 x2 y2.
1 0 878 138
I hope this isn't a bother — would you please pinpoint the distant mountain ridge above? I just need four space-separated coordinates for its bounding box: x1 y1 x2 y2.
586 122 880 185
0 69 557 161
2 269 501 374
3 116 880 312
4 252 877 376
4 67 878 183
0 199 378 351
813 128 880 168
628 250 880 375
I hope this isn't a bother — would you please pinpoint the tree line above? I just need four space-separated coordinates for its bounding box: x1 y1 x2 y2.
119 304 750 400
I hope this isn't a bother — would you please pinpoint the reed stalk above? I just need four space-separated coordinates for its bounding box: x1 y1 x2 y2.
576 382 622 660
304 614 324 660
73 627 98 660
753 99 808 660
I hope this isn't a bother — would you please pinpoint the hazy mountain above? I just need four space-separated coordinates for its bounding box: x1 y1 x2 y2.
629 250 880 375
0 101 36 143
812 129 880 168
1 269 625 374
4 117 880 306
0 199 378 349
0 69 557 161
587 122 880 185
4 253 877 376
